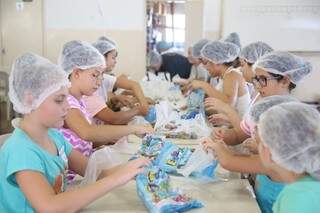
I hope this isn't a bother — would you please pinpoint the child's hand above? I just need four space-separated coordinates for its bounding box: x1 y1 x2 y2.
110 157 151 187
211 127 226 140
189 80 204 90
208 113 231 126
133 125 154 137
242 138 258 154
116 95 135 108
202 139 215 152
204 97 228 113
139 103 150 116
145 97 156 105
202 139 231 161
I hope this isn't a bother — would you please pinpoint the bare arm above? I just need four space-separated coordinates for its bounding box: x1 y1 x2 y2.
95 106 141 125
65 109 153 146
16 158 150 213
115 77 149 115
203 140 268 174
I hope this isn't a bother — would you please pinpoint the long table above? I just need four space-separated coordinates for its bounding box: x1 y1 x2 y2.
79 135 261 213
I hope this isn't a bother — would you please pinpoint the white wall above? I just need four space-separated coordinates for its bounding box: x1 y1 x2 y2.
203 0 221 40
44 0 146 80
185 0 204 49
291 52 320 102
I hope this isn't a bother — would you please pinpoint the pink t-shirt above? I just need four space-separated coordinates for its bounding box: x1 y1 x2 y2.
239 94 260 137
83 74 117 125
59 95 93 182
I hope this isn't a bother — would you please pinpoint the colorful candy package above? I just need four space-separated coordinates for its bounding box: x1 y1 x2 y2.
136 166 203 213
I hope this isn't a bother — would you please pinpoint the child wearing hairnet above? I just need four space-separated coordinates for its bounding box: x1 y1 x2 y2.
204 41 273 127
187 39 210 82
256 102 320 213
58 40 153 181
203 95 298 213
0 53 151 212
82 37 151 125
211 51 313 147
187 40 251 118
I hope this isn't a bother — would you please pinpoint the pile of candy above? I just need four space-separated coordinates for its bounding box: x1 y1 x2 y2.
136 166 203 213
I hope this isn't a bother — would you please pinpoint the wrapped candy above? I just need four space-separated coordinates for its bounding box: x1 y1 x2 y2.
136 166 203 213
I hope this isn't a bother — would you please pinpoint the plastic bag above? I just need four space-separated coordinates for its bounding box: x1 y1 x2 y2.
110 136 137 155
144 106 157 124
177 143 218 182
135 136 218 181
136 166 203 213
129 116 150 125
154 101 180 130
134 135 168 158
154 143 193 173
186 89 205 111
80 146 123 186
158 113 211 140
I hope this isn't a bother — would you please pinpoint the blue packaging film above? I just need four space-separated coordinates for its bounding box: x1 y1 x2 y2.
144 106 157 124
181 89 206 120
186 89 205 110
154 143 193 173
136 166 203 213
134 135 218 179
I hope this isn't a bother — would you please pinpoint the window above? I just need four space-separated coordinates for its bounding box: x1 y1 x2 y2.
165 14 185 43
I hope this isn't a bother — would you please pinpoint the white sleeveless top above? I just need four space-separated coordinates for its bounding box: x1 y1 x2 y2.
215 68 251 118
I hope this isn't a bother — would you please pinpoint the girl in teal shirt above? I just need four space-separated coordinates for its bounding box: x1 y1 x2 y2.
255 102 320 213
0 52 150 213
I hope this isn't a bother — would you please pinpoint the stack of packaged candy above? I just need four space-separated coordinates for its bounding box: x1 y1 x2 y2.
136 166 203 213
133 135 218 179
133 135 221 212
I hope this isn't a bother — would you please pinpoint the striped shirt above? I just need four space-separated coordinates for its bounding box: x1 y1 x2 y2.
59 95 93 182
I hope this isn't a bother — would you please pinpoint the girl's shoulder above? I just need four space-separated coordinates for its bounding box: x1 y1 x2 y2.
224 68 243 81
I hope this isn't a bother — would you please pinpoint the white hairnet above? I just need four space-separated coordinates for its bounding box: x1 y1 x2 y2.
253 51 312 84
98 36 117 47
200 41 240 64
58 40 106 74
9 53 70 114
147 50 162 67
191 39 210 58
249 95 298 125
240 42 273 64
93 40 116 55
222 32 241 49
258 102 320 180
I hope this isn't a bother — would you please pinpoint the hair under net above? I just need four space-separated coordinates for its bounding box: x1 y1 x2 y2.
249 95 298 125
9 53 70 114
98 36 117 47
191 39 210 58
93 40 116 55
240 42 273 64
222 32 241 49
258 102 320 180
200 41 240 64
58 40 106 74
147 50 162 67
253 51 312 84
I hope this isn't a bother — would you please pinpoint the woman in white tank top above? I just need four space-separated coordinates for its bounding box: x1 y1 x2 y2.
188 40 250 118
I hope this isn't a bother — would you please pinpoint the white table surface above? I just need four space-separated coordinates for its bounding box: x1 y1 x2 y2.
79 135 261 213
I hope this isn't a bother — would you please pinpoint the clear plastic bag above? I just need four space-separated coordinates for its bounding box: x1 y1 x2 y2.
177 143 218 182
80 146 123 186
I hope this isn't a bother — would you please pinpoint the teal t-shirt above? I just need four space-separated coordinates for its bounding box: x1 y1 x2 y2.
255 174 285 213
273 175 320 213
0 128 73 213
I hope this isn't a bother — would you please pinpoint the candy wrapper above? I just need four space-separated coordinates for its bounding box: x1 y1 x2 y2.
136 166 203 213
134 136 218 181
